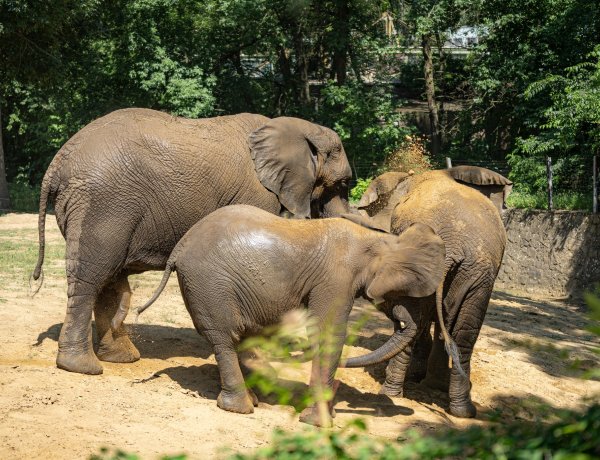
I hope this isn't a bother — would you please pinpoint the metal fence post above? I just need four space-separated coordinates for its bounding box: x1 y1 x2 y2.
594 155 598 214
546 156 553 211
446 157 452 169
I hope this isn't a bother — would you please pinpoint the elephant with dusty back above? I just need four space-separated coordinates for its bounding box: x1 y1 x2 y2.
344 166 511 418
32 108 352 376
125 204 447 427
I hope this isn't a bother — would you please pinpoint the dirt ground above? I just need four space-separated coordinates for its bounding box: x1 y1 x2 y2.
1 213 599 459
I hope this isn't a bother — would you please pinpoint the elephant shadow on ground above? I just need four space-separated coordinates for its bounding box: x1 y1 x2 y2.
152 363 413 418
335 381 414 417
33 322 214 360
150 364 222 401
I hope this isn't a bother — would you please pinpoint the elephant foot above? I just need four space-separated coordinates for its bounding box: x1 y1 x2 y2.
57 348 103 375
97 332 141 363
449 401 477 418
217 390 254 414
299 405 332 428
379 382 404 398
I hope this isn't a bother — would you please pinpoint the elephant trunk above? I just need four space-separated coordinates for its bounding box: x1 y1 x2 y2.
321 192 349 217
341 326 410 368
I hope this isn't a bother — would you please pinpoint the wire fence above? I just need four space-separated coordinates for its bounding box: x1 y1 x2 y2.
452 156 598 212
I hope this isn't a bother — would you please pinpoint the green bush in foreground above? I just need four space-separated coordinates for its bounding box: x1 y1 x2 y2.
90 405 600 460
228 405 600 460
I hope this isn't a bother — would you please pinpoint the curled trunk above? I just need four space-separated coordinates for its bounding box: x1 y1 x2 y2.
341 327 410 368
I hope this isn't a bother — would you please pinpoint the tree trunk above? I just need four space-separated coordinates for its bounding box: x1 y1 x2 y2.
434 31 446 116
292 25 310 106
0 104 11 212
276 46 295 114
422 33 441 158
232 50 256 112
331 0 350 85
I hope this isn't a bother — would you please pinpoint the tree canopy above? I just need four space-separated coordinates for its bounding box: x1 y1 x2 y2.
1 0 599 209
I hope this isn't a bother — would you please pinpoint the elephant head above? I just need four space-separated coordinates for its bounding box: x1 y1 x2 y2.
249 117 352 218
339 217 451 367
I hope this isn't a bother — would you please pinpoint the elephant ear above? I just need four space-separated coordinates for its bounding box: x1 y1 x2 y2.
357 171 409 209
249 117 340 219
366 223 445 301
447 166 513 212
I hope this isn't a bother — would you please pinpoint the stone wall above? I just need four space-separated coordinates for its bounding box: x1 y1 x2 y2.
495 209 600 298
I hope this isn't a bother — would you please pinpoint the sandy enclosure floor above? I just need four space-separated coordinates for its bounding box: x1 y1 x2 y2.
0 213 599 459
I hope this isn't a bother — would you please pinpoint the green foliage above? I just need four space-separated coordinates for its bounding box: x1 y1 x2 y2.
506 190 592 211
231 293 600 459
227 404 600 460
8 174 40 212
318 81 411 179
449 0 600 165
238 309 369 415
507 46 600 196
349 178 372 203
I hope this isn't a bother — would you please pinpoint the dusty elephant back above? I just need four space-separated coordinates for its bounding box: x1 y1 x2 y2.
391 171 506 272
172 205 334 321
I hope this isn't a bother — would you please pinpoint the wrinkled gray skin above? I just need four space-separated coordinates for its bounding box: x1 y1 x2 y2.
131 204 446 427
32 108 352 376
345 166 509 418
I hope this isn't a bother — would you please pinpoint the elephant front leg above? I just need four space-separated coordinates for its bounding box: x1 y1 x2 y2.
380 305 419 397
95 277 141 363
299 309 348 427
405 326 433 383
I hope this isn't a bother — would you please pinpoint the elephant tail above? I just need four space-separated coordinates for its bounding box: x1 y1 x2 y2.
436 281 467 378
30 170 54 295
134 258 176 321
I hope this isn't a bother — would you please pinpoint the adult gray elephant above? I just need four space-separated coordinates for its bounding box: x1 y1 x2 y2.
32 108 352 376
343 166 510 418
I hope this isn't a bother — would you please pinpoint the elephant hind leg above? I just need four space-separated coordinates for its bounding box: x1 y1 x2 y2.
204 330 254 415
421 321 451 393
57 273 103 374
57 212 135 374
95 276 141 363
447 283 493 419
